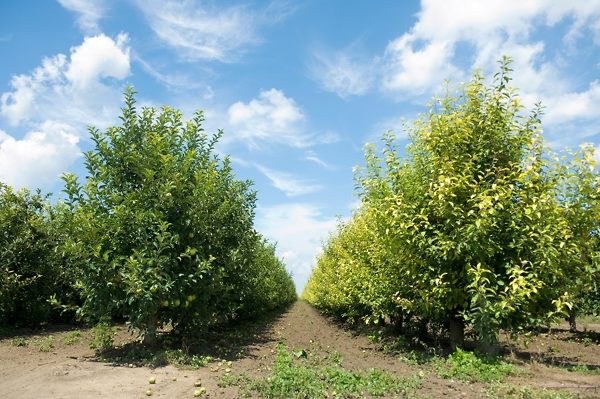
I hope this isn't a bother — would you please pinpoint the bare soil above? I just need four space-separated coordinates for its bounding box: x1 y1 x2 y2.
1 302 599 398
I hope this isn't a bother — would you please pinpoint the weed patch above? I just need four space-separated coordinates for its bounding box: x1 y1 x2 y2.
437 348 515 383
226 343 420 398
34 336 54 352
10 337 28 347
486 384 578 399
63 330 81 345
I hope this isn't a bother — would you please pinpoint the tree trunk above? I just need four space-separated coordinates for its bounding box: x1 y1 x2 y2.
417 317 429 341
143 313 159 347
567 308 577 333
392 313 404 334
449 314 465 349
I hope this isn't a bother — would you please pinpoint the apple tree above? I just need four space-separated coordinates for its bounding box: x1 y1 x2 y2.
63 88 293 343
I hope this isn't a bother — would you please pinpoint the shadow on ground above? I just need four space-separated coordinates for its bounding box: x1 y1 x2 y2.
94 305 290 368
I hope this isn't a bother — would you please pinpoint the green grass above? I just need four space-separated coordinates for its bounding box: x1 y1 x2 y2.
221 343 421 399
562 364 600 375
164 349 213 369
101 344 213 369
33 335 55 352
10 337 28 347
63 330 82 345
437 348 516 383
486 384 578 399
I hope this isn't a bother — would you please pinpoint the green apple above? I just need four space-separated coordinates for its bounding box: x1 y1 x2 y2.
148 376 156 384
172 299 180 307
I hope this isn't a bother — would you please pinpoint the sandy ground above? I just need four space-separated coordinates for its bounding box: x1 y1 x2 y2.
1 302 600 398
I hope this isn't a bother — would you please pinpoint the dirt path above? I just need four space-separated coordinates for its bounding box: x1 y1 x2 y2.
1 302 599 398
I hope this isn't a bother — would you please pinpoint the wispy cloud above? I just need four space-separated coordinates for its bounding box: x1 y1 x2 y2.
57 0 106 34
134 0 294 62
134 53 212 94
255 164 322 197
305 150 334 170
308 45 375 98
255 203 338 292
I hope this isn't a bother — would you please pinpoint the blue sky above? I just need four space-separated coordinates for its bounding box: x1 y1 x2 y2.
1 1 600 291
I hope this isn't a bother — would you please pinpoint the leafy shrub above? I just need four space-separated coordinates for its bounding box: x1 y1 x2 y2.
64 88 295 342
0 184 80 326
304 58 600 346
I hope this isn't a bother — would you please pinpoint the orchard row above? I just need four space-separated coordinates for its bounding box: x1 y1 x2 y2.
303 58 600 347
0 89 296 342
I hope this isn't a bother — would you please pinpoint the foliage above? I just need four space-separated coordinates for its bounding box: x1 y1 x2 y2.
303 57 600 345
0 184 80 326
63 88 295 341
89 318 116 351
436 348 515 383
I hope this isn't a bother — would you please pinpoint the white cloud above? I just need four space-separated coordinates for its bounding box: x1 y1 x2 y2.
309 49 375 98
382 35 463 95
0 34 130 189
227 88 310 148
1 33 130 128
543 81 600 126
1 54 67 126
134 0 292 62
305 150 334 169
0 122 81 189
66 34 130 88
374 0 600 146
58 0 106 34
256 203 338 292
255 164 322 197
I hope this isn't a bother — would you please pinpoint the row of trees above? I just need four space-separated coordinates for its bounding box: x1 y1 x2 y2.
303 58 600 347
0 89 296 342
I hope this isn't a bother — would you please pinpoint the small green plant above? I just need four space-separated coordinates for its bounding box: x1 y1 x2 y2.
63 330 82 345
563 364 600 375
218 373 251 387
487 384 578 398
89 319 116 351
164 349 213 369
437 348 515 383
326 351 343 365
34 335 55 352
368 329 383 344
10 337 28 347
